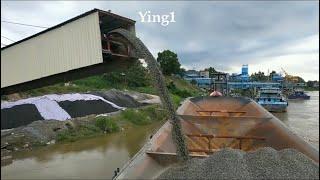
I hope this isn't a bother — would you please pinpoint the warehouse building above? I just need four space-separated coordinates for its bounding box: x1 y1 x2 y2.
1 9 137 95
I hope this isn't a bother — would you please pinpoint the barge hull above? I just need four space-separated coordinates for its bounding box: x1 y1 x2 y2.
115 96 318 179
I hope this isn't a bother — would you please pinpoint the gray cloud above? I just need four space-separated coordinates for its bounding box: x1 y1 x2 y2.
1 1 319 80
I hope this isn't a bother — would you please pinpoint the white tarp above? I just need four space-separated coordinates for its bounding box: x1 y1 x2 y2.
1 93 124 121
1 93 124 109
33 98 71 121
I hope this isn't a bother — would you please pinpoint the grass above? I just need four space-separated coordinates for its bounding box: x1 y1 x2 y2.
14 74 201 109
56 105 167 142
165 75 203 97
95 116 120 132
121 105 167 125
171 94 183 108
56 124 102 142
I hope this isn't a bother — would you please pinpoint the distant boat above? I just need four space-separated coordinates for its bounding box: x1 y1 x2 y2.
288 89 310 100
255 87 288 112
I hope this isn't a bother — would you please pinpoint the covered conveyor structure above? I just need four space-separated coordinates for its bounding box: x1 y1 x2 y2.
1 9 137 95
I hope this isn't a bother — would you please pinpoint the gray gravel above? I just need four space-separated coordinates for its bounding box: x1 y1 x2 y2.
110 29 189 161
91 89 141 108
158 147 319 180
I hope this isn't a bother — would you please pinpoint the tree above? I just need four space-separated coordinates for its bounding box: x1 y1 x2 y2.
179 68 186 77
250 71 268 82
190 79 197 85
204 67 218 78
296 76 305 83
269 70 276 81
126 61 151 87
157 50 181 75
104 61 151 87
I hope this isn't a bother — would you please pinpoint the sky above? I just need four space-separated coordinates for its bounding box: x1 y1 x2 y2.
1 1 319 81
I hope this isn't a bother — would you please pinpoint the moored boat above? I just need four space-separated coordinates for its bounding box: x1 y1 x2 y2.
288 89 310 100
255 87 288 112
115 96 318 179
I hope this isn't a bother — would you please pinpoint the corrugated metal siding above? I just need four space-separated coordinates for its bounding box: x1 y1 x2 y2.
1 12 103 88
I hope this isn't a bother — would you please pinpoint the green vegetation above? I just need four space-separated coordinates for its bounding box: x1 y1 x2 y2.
95 116 120 132
15 60 201 108
122 105 167 125
157 50 182 75
304 86 319 91
56 105 168 142
24 61 153 96
204 67 219 78
56 124 102 142
305 80 319 91
250 71 269 82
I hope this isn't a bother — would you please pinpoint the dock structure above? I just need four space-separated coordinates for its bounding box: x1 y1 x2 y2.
1 9 137 95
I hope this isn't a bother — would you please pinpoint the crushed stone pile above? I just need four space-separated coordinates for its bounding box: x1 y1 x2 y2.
1 104 44 129
158 147 319 180
1 90 157 130
92 89 141 108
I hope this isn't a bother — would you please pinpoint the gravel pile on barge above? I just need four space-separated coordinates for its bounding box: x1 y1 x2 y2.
158 147 319 180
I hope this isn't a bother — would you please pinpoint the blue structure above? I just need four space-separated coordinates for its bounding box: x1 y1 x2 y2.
241 64 249 81
271 73 284 82
229 64 250 82
184 70 213 88
184 77 212 88
228 82 281 90
183 65 283 91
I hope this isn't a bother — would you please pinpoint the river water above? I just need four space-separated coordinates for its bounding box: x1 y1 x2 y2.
2 91 319 179
1 121 165 179
273 91 319 150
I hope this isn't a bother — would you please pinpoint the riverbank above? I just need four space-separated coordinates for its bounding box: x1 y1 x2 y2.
1 72 202 168
1 104 167 162
1 119 166 179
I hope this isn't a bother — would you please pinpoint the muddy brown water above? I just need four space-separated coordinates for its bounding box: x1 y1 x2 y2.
1 92 318 179
1 121 165 179
273 91 319 150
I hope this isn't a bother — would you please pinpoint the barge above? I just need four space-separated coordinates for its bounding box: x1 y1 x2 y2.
115 96 318 179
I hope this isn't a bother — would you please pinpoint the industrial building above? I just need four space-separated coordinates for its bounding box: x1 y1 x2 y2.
184 64 284 91
1 9 137 95
229 64 249 82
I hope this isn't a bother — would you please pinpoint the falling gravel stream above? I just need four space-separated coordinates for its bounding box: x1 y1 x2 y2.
109 29 189 160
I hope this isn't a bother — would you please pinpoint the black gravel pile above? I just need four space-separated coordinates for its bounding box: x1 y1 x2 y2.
58 100 119 118
91 89 141 108
158 147 319 180
1 104 44 130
